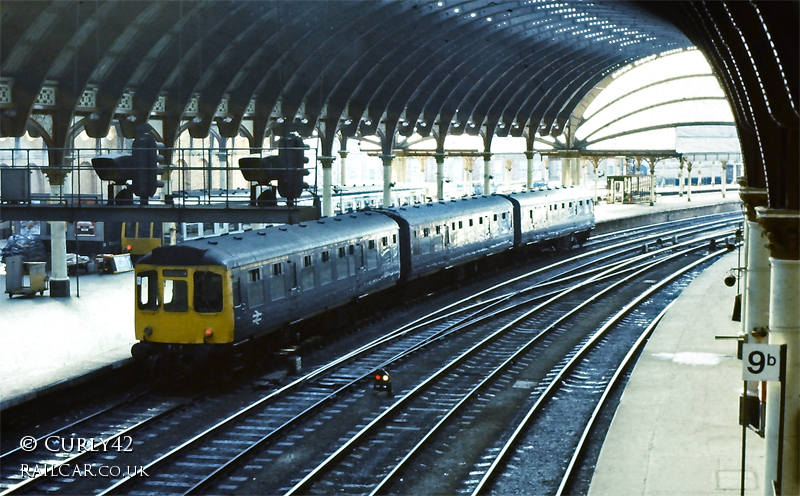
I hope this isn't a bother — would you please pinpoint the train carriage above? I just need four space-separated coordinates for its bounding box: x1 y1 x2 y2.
381 195 515 280
132 211 401 366
500 187 594 248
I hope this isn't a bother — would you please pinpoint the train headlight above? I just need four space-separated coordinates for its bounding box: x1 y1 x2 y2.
144 326 153 336
204 328 214 342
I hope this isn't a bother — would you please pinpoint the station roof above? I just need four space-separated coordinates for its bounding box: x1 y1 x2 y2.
1 0 797 209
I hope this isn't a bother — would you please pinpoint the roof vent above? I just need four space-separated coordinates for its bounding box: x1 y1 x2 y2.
257 231 266 236
334 218 342 221
208 240 218 245
234 235 243 240
279 227 288 231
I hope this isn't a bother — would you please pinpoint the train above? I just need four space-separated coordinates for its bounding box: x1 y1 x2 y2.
131 187 595 374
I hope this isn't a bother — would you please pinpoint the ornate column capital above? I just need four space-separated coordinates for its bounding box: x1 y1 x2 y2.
756 207 800 261
739 183 768 221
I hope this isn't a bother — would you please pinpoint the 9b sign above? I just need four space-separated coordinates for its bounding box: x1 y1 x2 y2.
742 343 784 382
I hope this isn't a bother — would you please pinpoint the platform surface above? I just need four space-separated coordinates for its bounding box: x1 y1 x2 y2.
0 190 740 413
588 250 765 495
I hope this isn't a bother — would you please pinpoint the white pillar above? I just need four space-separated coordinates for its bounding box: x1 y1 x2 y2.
380 154 393 208
679 159 685 197
338 150 348 186
525 151 534 190
758 208 800 496
543 156 550 187
649 159 656 206
320 156 334 217
721 160 728 198
435 153 445 201
49 186 69 297
483 152 492 195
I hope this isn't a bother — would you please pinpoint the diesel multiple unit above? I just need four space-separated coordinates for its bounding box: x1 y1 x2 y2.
132 188 594 370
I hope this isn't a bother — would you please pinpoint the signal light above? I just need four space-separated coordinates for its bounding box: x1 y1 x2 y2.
372 368 392 396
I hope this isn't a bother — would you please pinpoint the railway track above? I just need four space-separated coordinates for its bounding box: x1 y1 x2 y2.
0 214 742 495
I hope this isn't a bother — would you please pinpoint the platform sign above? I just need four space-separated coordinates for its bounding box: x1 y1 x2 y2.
742 343 784 381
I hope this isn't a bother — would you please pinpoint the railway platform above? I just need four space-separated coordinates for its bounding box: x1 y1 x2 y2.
588 249 764 495
0 190 740 417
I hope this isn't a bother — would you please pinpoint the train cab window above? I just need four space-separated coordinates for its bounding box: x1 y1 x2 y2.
194 271 223 313
125 222 136 238
136 223 151 238
163 279 188 313
136 271 158 311
232 277 241 306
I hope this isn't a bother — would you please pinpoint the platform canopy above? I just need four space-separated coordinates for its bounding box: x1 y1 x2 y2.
0 0 797 208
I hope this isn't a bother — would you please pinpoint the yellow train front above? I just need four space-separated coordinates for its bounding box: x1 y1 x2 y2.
131 245 235 375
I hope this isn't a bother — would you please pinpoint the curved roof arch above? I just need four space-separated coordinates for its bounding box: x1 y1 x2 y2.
0 0 796 208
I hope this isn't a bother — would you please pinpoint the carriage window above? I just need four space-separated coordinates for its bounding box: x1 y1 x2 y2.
502 212 507 219
154 223 163 239
125 222 136 238
569 202 573 208
248 268 265 306
494 214 498 221
393 234 397 244
368 239 376 249
349 245 355 255
185 223 200 238
322 251 330 262
423 228 430 237
339 247 346 258
163 279 188 313
272 263 283 275
303 255 312 267
459 221 463 229
469 219 473 227
204 223 216 236
530 210 534 219
479 217 483 224
136 271 158 310
562 203 566 209
194 271 223 313
435 226 441 235
452 222 456 230
382 236 388 246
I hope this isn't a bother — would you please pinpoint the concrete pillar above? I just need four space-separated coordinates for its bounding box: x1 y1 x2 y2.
562 157 572 187
591 158 600 204
525 151 534 190
435 152 445 201
463 156 474 197
686 161 693 202
338 150 348 186
319 156 335 217
380 154 393 208
721 160 728 198
679 158 685 197
482 152 492 195
43 166 70 298
543 156 550 186
757 208 800 496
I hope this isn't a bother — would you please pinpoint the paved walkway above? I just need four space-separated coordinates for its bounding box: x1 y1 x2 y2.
589 251 765 495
